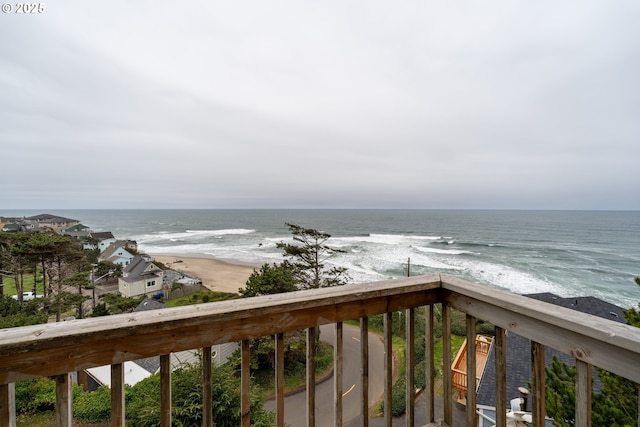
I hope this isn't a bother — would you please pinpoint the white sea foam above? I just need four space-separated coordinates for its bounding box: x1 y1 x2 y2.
414 246 473 255
135 229 255 243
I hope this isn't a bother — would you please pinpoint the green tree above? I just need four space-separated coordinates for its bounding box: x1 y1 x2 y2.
239 261 297 297
101 293 145 314
545 276 640 426
276 223 350 289
0 232 30 301
0 294 47 328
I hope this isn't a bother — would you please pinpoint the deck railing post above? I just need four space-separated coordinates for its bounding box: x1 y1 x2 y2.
406 308 415 426
111 363 125 427
307 327 317 427
241 340 251 427
55 373 72 427
425 304 435 423
202 346 213 427
531 342 545 426
443 303 452 426
360 317 370 427
275 333 285 427
494 327 507 427
335 321 343 427
466 315 477 427
0 383 16 427
575 359 592 427
384 312 393 427
160 354 172 427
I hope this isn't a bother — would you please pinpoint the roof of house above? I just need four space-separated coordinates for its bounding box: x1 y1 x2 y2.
100 241 133 261
63 223 90 232
25 214 79 223
90 231 115 240
475 293 626 407
121 255 162 283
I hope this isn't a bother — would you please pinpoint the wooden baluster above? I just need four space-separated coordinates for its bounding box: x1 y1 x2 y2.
384 312 393 427
575 360 592 427
406 308 415 426
0 383 16 427
56 373 72 427
202 347 213 427
160 354 172 427
494 327 507 427
241 340 251 427
425 305 435 424
443 303 452 427
111 363 125 427
361 317 370 427
466 315 476 427
307 327 317 427
335 321 343 427
531 342 545 426
275 333 285 427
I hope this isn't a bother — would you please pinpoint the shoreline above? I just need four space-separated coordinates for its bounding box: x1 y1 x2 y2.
151 253 260 294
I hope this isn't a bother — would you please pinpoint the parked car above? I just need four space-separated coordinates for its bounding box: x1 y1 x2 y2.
11 291 41 301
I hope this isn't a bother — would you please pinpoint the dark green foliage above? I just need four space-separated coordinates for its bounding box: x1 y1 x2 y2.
126 363 274 427
592 368 638 427
94 260 122 278
239 261 297 297
0 294 47 327
73 386 111 423
90 302 111 317
546 356 576 427
15 378 56 414
101 293 145 314
15 378 83 415
391 376 408 416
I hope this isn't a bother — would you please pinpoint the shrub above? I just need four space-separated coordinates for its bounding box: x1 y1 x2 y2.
74 386 111 423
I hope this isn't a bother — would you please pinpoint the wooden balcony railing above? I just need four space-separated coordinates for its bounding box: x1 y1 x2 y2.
452 335 493 400
1 274 639 427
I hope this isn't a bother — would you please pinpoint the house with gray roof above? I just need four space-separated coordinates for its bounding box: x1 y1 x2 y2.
474 293 626 426
99 241 136 268
118 255 164 297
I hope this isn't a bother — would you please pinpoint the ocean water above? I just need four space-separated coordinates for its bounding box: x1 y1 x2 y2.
6 209 640 308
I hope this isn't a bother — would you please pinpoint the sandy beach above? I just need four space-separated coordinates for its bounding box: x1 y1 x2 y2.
152 254 258 294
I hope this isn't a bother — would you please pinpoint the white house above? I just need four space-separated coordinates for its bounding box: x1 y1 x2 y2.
99 242 135 268
118 255 164 297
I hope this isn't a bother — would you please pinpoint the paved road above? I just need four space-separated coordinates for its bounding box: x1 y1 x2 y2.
265 323 388 426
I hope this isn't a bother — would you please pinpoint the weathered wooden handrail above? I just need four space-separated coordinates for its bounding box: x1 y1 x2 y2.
0 274 639 427
0 275 441 384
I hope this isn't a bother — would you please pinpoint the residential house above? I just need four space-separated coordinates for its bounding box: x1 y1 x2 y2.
118 255 164 297
0 222 22 233
84 231 117 252
62 223 91 239
472 293 627 426
99 241 136 268
24 214 80 233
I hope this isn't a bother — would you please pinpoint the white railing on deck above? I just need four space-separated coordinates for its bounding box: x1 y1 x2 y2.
0 274 639 427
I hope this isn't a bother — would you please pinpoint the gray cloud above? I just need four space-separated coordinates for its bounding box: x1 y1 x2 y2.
1 1 639 209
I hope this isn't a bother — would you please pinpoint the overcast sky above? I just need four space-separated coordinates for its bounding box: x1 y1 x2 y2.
1 1 639 210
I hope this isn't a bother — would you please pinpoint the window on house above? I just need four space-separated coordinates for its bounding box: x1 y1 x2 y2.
146 280 156 288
